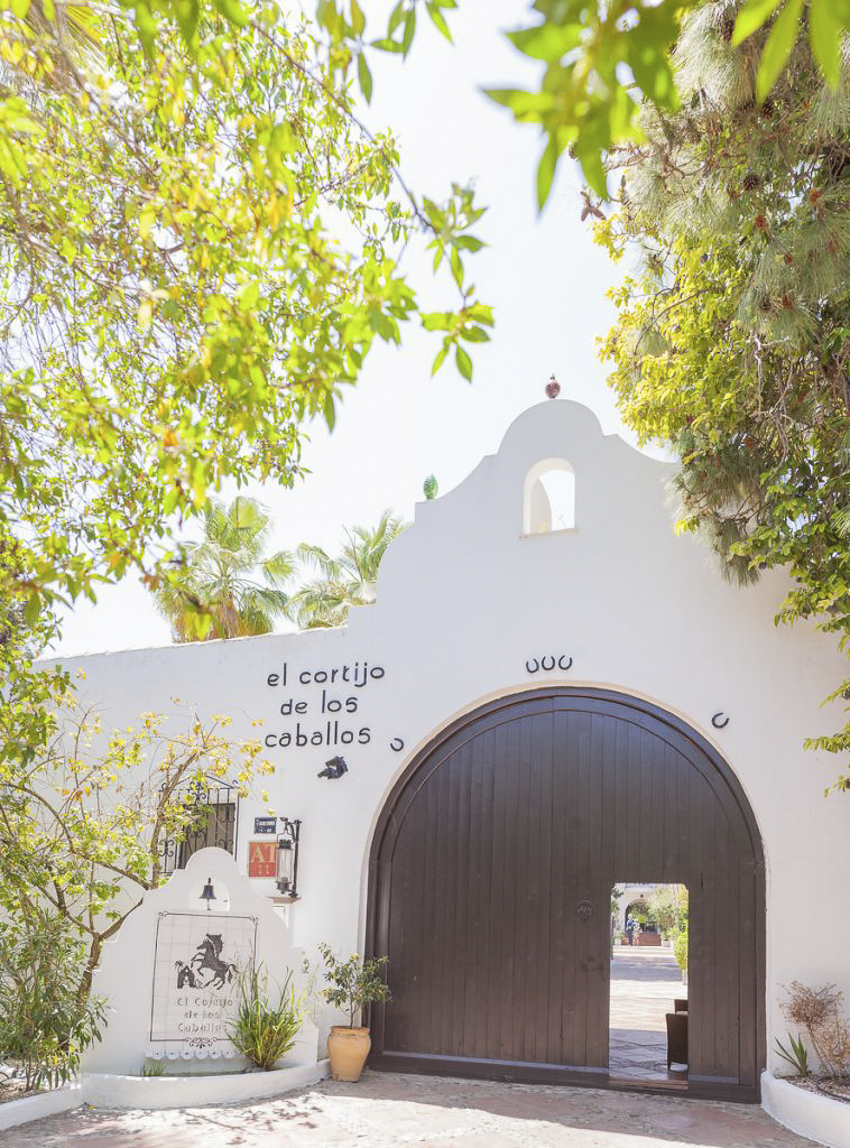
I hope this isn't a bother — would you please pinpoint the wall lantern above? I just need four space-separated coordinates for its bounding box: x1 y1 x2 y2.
318 755 348 780
276 818 301 901
200 877 217 911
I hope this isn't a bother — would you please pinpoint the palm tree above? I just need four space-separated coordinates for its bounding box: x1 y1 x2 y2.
290 510 407 629
155 496 294 641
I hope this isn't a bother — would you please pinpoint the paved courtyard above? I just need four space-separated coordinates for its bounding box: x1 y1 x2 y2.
610 943 686 1083
2 1072 818 1148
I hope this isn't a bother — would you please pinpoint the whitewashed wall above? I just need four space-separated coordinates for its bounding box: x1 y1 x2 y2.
84 848 318 1075
46 399 848 1077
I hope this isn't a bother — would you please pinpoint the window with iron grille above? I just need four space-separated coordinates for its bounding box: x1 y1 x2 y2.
159 778 238 875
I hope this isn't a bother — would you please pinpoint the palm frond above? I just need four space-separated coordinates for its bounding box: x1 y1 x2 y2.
262 550 296 589
148 496 288 642
290 511 407 629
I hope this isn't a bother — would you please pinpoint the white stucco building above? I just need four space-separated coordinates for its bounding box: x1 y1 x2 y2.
47 399 848 1106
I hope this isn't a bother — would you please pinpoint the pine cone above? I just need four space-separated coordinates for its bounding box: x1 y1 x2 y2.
760 97 776 117
742 171 761 192
758 297 773 313
720 12 736 41
783 253 794 265
754 214 768 231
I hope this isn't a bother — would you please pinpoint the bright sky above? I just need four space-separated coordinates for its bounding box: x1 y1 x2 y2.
53 0 650 659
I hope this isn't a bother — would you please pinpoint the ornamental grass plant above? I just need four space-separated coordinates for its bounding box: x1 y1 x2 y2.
228 966 303 1072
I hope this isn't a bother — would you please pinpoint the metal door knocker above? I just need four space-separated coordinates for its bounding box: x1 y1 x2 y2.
576 899 593 922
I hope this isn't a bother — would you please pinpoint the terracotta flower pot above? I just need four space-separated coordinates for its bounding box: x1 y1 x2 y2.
327 1025 371 1082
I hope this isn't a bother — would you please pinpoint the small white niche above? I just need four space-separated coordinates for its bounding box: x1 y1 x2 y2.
523 459 576 534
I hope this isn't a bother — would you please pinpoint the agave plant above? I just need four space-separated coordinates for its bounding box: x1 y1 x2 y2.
154 496 294 641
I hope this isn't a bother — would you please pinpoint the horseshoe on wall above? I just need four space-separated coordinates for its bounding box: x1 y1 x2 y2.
711 712 729 729
525 658 540 674
390 737 405 752
541 655 556 671
558 656 573 671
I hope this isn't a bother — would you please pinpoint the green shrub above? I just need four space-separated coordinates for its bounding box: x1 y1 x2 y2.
228 966 303 1071
673 927 688 973
0 919 105 1090
319 944 391 1028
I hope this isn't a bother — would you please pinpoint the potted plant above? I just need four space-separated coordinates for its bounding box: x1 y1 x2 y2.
319 943 391 1083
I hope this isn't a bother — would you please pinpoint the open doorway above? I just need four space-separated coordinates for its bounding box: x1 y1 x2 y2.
609 883 689 1085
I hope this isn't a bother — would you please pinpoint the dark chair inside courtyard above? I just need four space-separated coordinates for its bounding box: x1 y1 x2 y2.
666 1009 688 1072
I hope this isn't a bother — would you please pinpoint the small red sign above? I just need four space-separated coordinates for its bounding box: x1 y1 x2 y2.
248 840 276 879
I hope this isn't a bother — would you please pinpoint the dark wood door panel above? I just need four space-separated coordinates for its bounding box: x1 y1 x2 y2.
367 688 765 1098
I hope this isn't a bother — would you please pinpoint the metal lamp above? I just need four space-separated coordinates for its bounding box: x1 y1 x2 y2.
276 819 301 901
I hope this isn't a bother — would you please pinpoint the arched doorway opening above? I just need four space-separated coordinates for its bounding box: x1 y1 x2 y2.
365 688 765 1102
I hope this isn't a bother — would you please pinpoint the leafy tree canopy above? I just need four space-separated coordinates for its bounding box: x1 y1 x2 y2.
0 0 489 772
480 0 849 200
596 4 849 785
0 687 272 1004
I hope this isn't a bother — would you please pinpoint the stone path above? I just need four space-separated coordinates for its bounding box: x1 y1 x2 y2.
1 1072 818 1148
609 943 686 1083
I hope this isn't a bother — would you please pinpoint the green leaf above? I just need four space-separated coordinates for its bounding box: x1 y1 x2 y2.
357 52 373 103
431 346 448 375
756 0 804 100
60 236 77 265
459 326 490 343
23 592 40 626
809 0 841 87
138 206 156 240
426 2 453 41
350 0 365 37
371 36 404 53
449 245 464 290
536 135 559 210
173 0 199 45
506 22 581 61
484 87 555 120
401 7 416 56
387 0 405 36
455 345 472 381
323 389 336 431
453 235 484 252
732 0 782 44
627 22 678 108
131 0 157 56
211 0 247 27
421 311 452 331
239 280 260 311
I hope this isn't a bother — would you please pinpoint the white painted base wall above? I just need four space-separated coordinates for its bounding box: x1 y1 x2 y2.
0 1062 330 1129
762 1072 850 1148
81 1058 330 1109
0 1084 82 1131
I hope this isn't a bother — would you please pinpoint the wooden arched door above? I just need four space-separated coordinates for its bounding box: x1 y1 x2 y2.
366 688 765 1102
